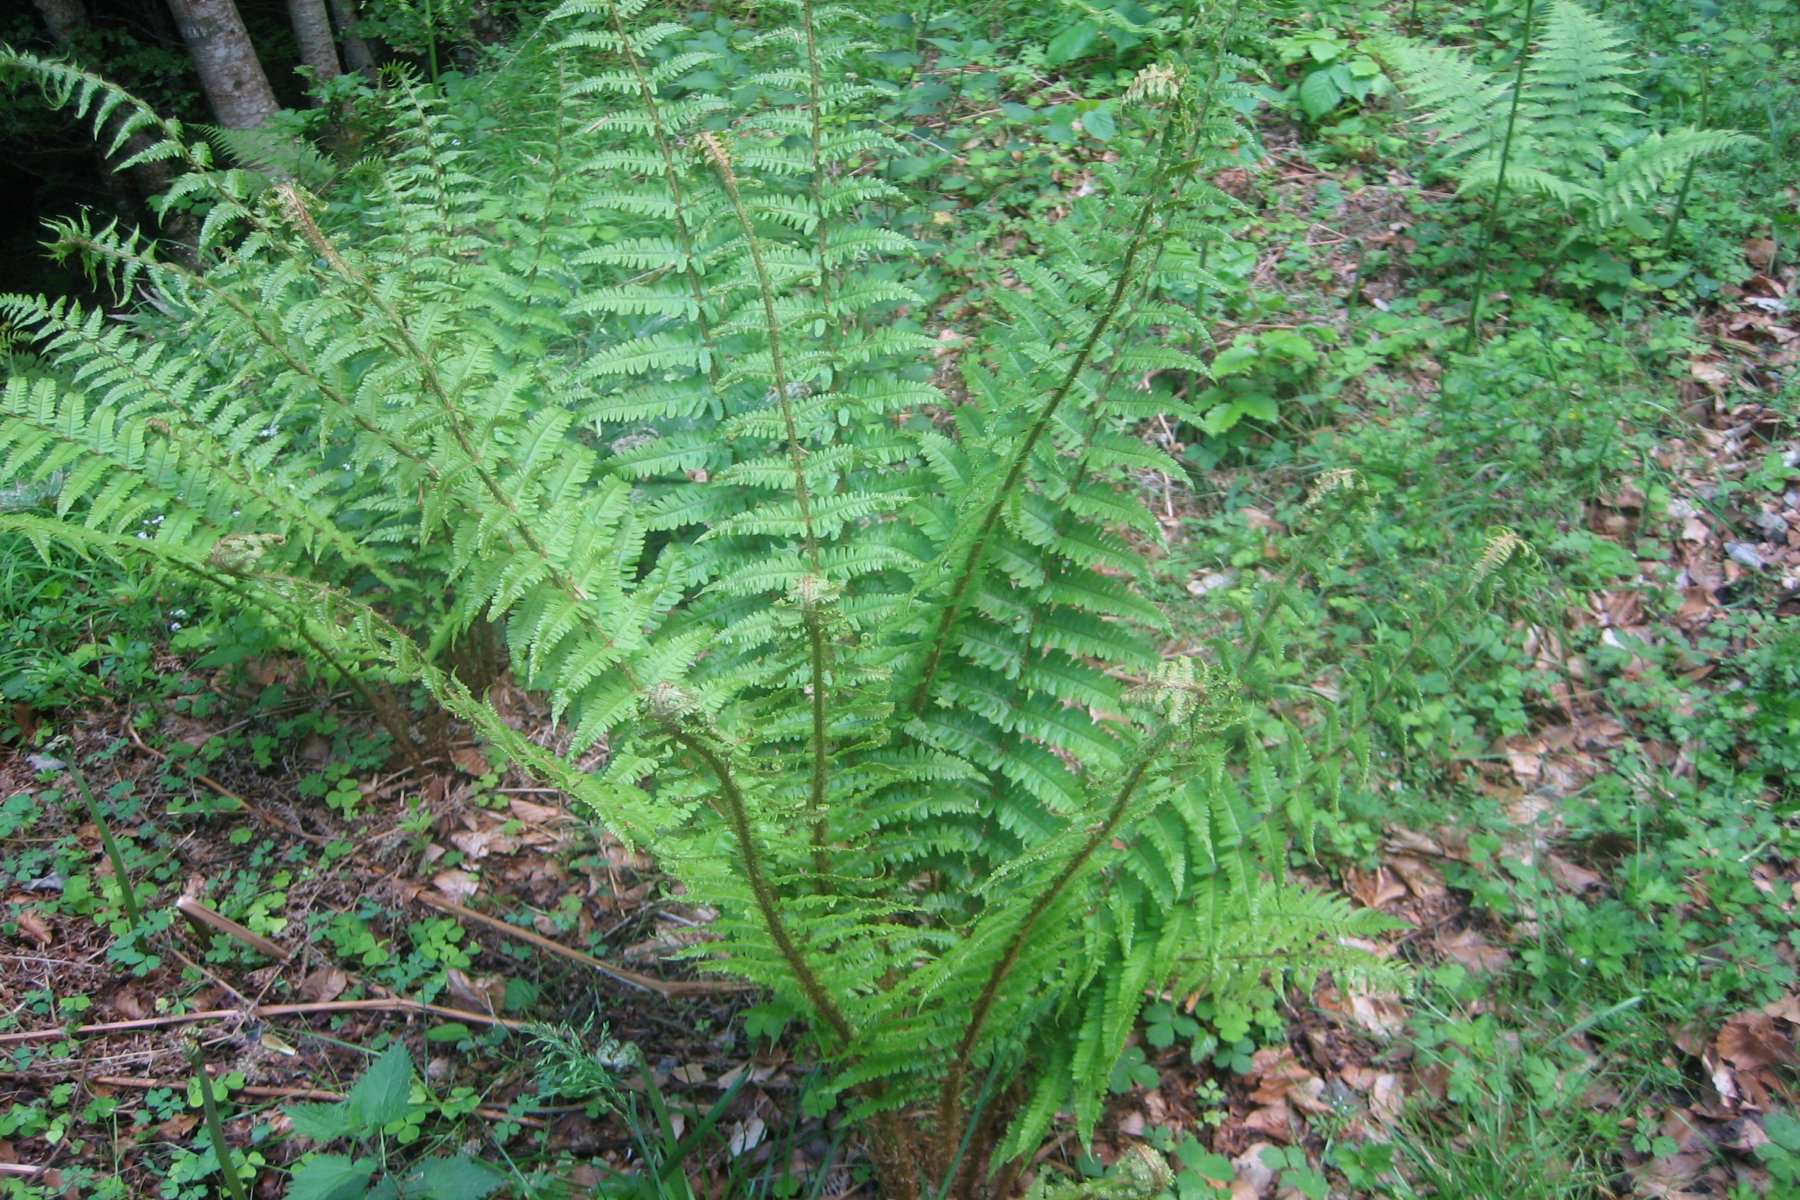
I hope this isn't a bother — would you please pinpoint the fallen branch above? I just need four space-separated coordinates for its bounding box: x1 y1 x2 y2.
0 996 529 1048
175 896 289 961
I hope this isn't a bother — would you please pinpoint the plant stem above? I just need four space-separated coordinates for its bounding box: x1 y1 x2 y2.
668 729 855 1048
705 139 836 887
65 762 142 930
909 109 1186 717
190 1047 251 1200
1660 55 1712 255
1463 0 1536 355
933 735 1170 1180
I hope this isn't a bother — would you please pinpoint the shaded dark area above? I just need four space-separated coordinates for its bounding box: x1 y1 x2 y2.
2 1 308 300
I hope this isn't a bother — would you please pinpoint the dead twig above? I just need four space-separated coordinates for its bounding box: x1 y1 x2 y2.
0 996 530 1047
175 896 289 961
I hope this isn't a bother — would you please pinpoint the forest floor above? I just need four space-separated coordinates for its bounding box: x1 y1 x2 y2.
4 13 1800 1200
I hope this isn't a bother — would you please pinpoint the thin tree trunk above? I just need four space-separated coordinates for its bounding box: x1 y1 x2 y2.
286 0 342 90
326 0 376 76
164 0 280 129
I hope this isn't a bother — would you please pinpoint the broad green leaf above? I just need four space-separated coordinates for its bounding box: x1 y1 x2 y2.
284 1100 356 1142
1046 21 1099 66
287 1155 377 1200
1083 106 1117 142
403 1155 507 1200
1298 70 1342 120
348 1043 414 1129
1210 340 1261 377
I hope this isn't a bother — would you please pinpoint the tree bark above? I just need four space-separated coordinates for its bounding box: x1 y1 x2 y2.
326 0 376 77
164 0 281 129
286 0 343 91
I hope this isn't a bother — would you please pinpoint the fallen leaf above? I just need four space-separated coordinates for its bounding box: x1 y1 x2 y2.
451 746 489 775
1248 1048 1329 1114
508 797 571 826
1369 1073 1404 1124
299 967 348 1002
1387 854 1446 902
1241 1101 1294 1140
728 1114 766 1156
1545 854 1604 893
1319 985 1407 1038
1343 867 1406 910
15 909 52 947
1436 928 1511 974
446 968 506 1013
431 869 480 903
1232 1144 1278 1196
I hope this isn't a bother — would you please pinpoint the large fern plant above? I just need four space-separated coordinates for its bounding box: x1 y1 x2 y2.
1376 0 1753 243
0 2 1484 1193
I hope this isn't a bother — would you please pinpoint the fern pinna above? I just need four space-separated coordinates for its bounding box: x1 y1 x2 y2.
1 3 1399 1193
1376 0 1754 243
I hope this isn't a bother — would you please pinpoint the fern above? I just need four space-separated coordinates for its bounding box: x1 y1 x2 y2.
1377 0 1755 241
0 7 1515 1195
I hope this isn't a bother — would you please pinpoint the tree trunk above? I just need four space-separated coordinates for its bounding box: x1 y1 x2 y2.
164 0 280 129
286 0 343 91
326 0 376 77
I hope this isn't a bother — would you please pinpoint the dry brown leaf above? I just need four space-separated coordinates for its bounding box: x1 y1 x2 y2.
1436 928 1511 974
1318 985 1407 1038
1504 741 1544 787
1369 1073 1404 1124
1343 867 1407 910
1232 1144 1278 1196
446 968 506 1014
14 908 52 947
1544 854 1604 893
159 1113 199 1139
1249 1049 1329 1114
1628 1151 1726 1200
1717 1011 1793 1073
450 746 489 776
1386 854 1446 901
431 868 480 903
299 966 348 1002
1241 1101 1295 1141
507 797 571 826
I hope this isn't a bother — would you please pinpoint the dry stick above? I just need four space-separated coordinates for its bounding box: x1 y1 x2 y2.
123 723 744 999
0 997 530 1048
175 896 288 961
98 1076 348 1102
